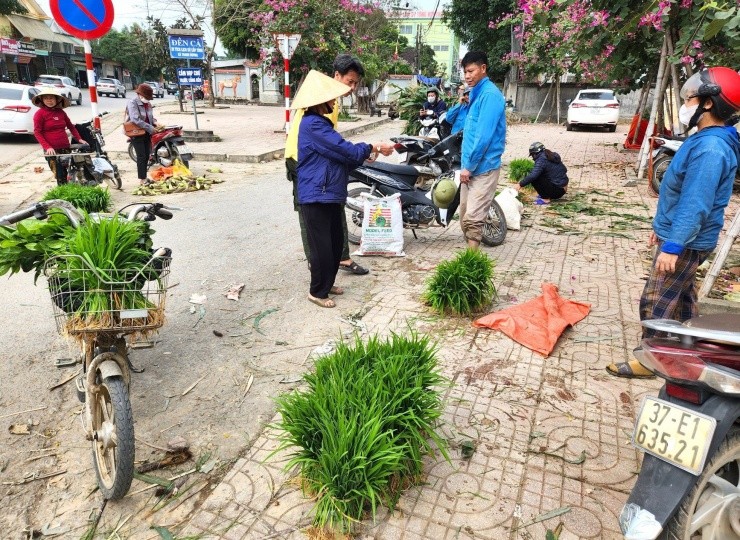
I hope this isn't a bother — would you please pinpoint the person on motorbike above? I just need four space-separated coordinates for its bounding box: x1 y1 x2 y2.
513 142 569 204
126 84 164 186
293 70 394 308
286 54 374 275
32 88 88 186
607 66 740 379
419 86 447 121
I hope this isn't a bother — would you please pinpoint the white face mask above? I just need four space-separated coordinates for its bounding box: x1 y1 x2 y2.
679 103 698 126
427 96 436 104
140 97 150 104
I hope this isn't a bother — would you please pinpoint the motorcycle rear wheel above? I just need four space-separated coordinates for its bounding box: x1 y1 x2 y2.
91 375 135 500
345 186 371 244
128 143 137 163
651 154 672 195
481 199 507 247
664 426 740 539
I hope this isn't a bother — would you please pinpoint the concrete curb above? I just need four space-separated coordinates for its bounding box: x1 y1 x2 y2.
107 116 395 164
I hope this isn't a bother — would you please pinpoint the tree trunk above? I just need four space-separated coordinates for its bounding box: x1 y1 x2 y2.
637 35 668 180
534 82 553 124
631 80 651 146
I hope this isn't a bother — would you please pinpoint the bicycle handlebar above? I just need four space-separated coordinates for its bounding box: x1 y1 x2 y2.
0 200 83 228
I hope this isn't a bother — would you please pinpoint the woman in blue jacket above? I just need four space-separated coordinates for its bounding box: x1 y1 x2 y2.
293 70 394 308
514 142 569 204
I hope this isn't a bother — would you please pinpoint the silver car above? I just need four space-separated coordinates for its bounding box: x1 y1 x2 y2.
34 74 83 105
97 77 126 98
144 82 165 98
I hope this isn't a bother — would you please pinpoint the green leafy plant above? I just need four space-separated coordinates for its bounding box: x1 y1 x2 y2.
0 212 73 281
274 333 448 535
43 184 111 213
393 84 455 136
423 248 497 316
507 158 534 183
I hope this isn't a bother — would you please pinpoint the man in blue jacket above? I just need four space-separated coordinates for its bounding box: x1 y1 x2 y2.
458 51 506 250
608 67 740 378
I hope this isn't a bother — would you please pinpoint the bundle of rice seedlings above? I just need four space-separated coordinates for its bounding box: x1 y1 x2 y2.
43 184 111 213
274 333 447 536
507 158 534 183
423 248 497 316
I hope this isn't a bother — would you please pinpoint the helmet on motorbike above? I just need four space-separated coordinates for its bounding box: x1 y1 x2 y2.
528 141 545 157
680 67 740 127
432 178 456 208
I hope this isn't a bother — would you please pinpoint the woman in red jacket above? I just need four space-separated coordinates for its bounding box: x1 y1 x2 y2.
32 88 86 185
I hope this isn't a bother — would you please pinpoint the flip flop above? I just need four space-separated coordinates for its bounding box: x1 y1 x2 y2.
534 197 550 206
330 286 344 295
339 260 369 275
605 360 656 379
307 295 336 308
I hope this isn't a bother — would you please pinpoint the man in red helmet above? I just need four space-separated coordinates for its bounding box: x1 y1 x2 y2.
608 67 740 378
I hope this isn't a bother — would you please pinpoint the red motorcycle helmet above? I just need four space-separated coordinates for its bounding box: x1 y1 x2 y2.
680 67 740 122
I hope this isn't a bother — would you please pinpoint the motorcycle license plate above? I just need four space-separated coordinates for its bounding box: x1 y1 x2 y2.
633 396 716 475
177 144 192 156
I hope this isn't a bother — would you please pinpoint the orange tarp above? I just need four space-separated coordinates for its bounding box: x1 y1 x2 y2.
473 283 591 357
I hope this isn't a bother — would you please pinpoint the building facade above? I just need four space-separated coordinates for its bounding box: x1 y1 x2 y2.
395 11 460 82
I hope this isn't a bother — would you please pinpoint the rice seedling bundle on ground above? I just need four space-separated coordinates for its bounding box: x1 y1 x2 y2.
507 158 534 183
274 333 448 536
423 248 497 316
43 184 111 213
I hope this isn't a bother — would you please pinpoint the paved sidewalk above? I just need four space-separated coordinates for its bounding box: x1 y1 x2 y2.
102 101 393 163
166 123 739 540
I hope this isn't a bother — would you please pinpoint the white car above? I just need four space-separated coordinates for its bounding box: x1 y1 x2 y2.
566 89 620 132
0 82 40 137
34 75 83 105
144 82 165 98
97 77 126 98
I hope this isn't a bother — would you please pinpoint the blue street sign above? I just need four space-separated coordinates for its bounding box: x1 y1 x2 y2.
177 67 203 86
168 35 205 60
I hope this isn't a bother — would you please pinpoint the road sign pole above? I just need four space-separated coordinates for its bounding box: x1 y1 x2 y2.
83 40 100 129
284 58 290 134
188 59 199 130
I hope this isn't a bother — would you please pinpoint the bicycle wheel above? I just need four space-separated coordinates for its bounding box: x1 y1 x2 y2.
90 375 134 500
481 199 507 247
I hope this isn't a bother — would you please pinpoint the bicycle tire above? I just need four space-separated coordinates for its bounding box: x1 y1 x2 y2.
481 199 507 247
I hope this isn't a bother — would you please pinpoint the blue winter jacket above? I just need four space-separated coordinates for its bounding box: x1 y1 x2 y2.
654 125 740 254
296 112 372 204
461 78 506 175
519 151 569 188
445 102 468 134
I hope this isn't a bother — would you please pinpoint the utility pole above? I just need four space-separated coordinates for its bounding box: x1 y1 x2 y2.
415 23 421 74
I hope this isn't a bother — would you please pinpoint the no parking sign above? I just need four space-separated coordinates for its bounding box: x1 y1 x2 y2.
50 0 114 40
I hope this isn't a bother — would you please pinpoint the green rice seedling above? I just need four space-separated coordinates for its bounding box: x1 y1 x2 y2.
274 333 447 535
423 248 497 316
43 183 111 213
507 158 534 183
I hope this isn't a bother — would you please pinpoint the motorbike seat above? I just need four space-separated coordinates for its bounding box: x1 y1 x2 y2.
644 315 740 346
364 161 419 186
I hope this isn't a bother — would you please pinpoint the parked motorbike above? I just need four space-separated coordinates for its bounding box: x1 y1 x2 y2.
346 132 507 247
649 135 686 194
0 199 176 499
392 131 460 187
73 111 122 190
418 111 449 141
127 125 193 169
620 314 740 540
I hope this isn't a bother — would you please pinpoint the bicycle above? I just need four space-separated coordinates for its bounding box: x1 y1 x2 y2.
0 199 176 499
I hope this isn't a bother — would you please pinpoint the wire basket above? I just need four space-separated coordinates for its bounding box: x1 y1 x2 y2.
44 253 171 336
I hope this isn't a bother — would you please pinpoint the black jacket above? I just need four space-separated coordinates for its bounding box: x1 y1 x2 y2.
520 151 569 188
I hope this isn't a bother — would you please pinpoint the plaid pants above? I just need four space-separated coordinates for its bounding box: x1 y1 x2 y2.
639 243 710 338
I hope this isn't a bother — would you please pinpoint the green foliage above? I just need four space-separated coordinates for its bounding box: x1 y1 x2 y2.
274 333 447 535
507 159 534 182
0 213 72 281
0 0 25 15
43 184 111 214
423 248 497 316
394 85 455 136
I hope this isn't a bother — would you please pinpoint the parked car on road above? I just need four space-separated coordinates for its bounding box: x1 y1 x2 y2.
34 75 82 105
165 82 178 95
144 82 165 98
0 82 39 136
97 78 126 98
566 89 620 132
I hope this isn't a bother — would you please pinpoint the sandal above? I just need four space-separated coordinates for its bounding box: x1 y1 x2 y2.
534 197 551 206
605 359 655 379
339 260 369 275
308 294 336 308
329 286 344 295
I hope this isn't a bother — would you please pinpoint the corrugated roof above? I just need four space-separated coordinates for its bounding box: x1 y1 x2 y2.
6 15 58 43
53 33 82 47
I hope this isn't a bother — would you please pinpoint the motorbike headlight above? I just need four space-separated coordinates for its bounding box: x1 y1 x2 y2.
156 147 170 158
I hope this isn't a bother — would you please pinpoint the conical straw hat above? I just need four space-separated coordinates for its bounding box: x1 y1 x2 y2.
290 70 351 110
32 87 70 108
